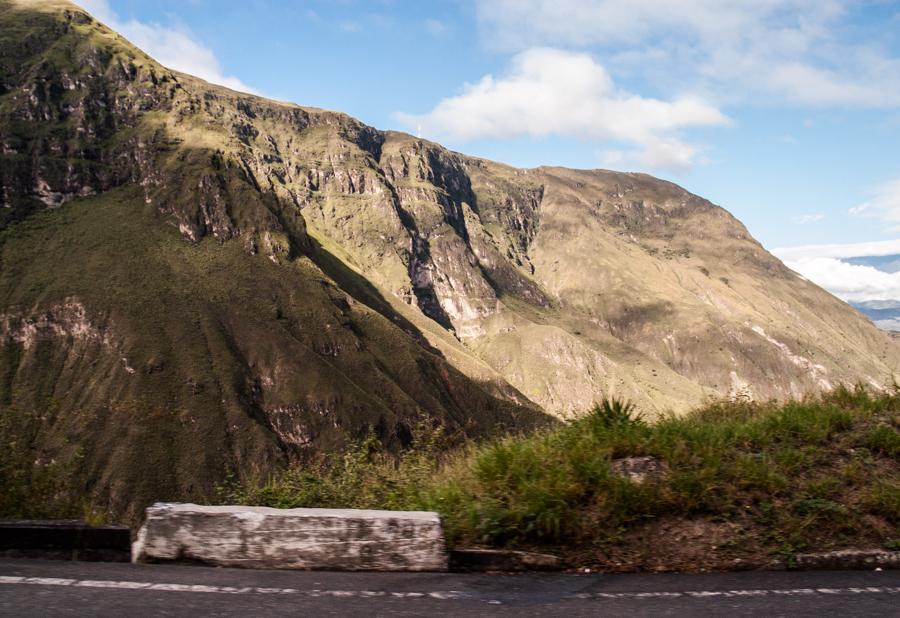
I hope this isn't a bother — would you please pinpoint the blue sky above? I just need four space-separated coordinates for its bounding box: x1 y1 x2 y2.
76 0 900 302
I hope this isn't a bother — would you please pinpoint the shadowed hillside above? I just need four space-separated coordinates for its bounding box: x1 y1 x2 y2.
0 0 549 520
1 0 897 519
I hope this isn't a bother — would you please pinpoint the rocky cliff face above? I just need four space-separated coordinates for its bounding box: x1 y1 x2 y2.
2 0 897 518
302 134 900 416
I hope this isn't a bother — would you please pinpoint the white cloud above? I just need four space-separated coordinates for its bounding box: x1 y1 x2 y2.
473 0 900 108
780 256 900 302
75 0 258 95
475 0 833 49
790 213 824 224
601 137 703 174
773 238 900 262
774 238 900 301
396 48 728 172
850 178 900 230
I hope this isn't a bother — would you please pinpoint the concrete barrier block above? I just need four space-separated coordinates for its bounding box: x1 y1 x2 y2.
132 503 448 571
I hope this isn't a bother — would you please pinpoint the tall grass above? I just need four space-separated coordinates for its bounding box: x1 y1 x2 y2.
225 385 899 557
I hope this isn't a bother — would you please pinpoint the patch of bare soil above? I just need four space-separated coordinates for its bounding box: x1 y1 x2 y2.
562 517 774 572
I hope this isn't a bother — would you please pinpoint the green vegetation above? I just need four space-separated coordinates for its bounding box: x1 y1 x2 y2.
1 0 551 524
2 2 899 567
0 187 547 524
222 386 899 570
0 415 81 520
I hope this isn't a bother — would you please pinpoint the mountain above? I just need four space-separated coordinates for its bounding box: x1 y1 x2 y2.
845 254 900 273
851 300 900 332
838 255 900 332
2 0 898 518
0 0 551 519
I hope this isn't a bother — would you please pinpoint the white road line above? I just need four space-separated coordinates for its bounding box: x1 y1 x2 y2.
569 587 900 600
1 576 899 601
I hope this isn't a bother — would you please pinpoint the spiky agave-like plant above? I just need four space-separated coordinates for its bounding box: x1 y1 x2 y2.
589 397 643 428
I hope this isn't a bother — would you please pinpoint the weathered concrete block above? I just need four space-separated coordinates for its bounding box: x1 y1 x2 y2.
132 503 448 571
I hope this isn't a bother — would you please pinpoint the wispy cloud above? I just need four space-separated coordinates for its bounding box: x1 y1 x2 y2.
337 20 362 33
791 213 824 224
396 48 728 172
600 138 707 174
774 238 900 261
474 0 900 108
75 0 259 95
424 18 447 37
849 177 900 230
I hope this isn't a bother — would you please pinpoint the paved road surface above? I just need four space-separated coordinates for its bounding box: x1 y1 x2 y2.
1 558 897 617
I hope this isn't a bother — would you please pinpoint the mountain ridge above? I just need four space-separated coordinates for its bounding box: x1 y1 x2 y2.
1 0 897 519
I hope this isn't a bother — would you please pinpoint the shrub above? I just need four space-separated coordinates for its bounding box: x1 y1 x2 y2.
588 398 643 429
862 425 900 457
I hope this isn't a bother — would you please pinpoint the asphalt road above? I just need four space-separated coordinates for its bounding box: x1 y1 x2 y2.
0 558 897 617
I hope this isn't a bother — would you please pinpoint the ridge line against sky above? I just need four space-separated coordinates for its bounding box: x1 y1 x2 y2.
75 0 258 94
71 0 900 302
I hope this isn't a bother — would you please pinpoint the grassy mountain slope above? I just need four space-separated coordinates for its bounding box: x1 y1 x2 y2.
1 0 898 519
0 0 548 520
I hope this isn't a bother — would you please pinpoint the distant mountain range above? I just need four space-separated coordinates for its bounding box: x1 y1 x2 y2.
2 0 898 519
851 300 900 332
831 254 900 332
845 254 900 273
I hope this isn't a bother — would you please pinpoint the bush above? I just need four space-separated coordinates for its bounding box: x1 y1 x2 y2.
0 418 87 520
588 398 643 429
862 425 900 457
